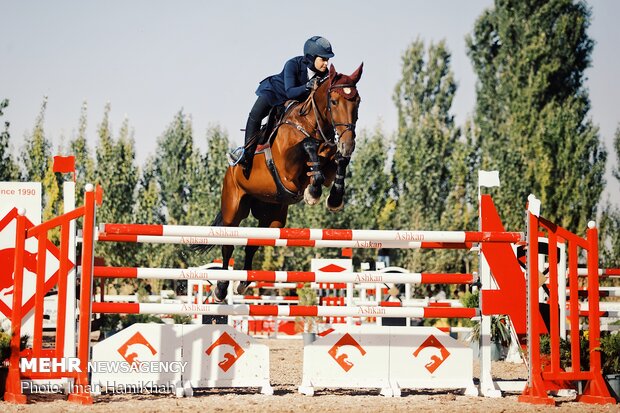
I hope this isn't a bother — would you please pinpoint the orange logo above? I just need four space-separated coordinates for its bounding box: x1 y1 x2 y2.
205 332 245 372
319 264 346 272
413 335 450 373
117 331 157 364
328 333 367 372
0 248 38 297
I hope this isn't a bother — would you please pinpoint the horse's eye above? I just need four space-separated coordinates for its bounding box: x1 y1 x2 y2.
330 99 338 105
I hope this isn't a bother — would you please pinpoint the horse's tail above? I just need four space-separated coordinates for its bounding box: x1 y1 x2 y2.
190 211 224 253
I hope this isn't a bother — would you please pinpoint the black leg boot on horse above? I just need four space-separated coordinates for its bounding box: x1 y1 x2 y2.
302 138 325 205
326 155 350 211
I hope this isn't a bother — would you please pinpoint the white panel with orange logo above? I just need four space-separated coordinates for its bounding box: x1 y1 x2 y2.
299 325 477 397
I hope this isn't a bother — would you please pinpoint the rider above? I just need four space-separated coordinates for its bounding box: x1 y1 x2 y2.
230 36 335 174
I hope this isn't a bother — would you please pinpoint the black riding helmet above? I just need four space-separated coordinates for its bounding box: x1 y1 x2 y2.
304 36 335 71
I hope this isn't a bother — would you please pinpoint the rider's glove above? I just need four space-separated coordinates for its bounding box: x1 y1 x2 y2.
306 77 318 90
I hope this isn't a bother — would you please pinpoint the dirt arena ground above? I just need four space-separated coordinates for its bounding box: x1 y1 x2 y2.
2 338 618 413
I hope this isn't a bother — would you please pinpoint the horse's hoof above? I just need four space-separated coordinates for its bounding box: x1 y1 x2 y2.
214 282 228 302
326 196 344 212
235 281 250 295
304 186 321 206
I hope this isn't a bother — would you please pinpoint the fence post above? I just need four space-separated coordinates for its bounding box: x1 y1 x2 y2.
67 185 96 404
3 210 28 404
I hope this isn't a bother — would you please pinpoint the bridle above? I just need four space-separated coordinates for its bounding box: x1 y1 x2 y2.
326 83 358 145
305 78 359 147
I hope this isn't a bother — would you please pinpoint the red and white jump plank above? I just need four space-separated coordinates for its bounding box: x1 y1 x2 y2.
234 295 299 302
97 233 472 250
576 268 620 277
91 302 479 318
93 266 476 285
100 223 523 243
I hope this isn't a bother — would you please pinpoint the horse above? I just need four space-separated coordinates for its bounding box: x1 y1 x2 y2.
204 63 363 302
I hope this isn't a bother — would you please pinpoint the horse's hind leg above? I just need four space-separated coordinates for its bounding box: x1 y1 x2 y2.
236 201 289 295
214 244 235 302
214 172 252 302
235 244 259 294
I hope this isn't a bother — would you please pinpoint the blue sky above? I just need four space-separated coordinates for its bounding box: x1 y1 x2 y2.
1 0 618 205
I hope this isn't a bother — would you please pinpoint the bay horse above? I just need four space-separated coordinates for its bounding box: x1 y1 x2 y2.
206 63 363 302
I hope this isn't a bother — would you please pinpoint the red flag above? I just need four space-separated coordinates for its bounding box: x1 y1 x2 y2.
53 156 75 174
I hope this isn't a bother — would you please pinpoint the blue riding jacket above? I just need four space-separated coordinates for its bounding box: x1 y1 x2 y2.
256 56 321 106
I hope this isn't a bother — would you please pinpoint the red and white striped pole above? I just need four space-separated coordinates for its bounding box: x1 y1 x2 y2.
100 223 523 243
93 266 476 285
575 268 620 277
97 233 473 250
92 302 478 319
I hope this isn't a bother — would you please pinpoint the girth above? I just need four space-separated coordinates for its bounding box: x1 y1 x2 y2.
262 147 303 204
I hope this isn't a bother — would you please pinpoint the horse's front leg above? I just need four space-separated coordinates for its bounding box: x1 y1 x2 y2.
326 155 350 212
302 138 324 205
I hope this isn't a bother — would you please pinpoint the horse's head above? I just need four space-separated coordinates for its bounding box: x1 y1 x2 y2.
326 63 363 157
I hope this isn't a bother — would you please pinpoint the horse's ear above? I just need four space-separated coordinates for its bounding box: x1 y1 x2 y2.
350 62 363 84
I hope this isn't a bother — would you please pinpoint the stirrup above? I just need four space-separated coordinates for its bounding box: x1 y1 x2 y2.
226 146 245 166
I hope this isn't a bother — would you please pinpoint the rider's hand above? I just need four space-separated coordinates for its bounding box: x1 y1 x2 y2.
306 77 318 90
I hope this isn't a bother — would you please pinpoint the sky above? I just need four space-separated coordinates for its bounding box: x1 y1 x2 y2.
1 0 619 207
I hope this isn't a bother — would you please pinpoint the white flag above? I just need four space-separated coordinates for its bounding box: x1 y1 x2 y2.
478 170 500 188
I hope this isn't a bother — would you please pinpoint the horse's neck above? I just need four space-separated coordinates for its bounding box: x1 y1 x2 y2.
310 85 329 127
272 84 330 166
291 86 329 136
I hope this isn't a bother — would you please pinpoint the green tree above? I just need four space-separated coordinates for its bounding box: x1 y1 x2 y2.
69 101 95 206
114 118 139 224
600 126 620 268
467 0 606 231
134 158 170 272
204 125 231 223
94 105 139 266
41 160 62 223
0 99 19 181
21 97 52 183
155 111 194 226
345 126 391 228
391 38 459 269
438 120 480 274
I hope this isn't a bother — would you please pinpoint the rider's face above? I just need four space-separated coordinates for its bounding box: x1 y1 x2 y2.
314 56 329 73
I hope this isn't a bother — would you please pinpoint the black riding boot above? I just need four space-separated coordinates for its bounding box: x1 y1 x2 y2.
241 114 261 177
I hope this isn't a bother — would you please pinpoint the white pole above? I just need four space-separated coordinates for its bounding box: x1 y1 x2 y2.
63 181 76 360
478 171 501 398
558 242 567 340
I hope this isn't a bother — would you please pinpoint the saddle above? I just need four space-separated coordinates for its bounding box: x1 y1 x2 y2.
255 101 299 152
